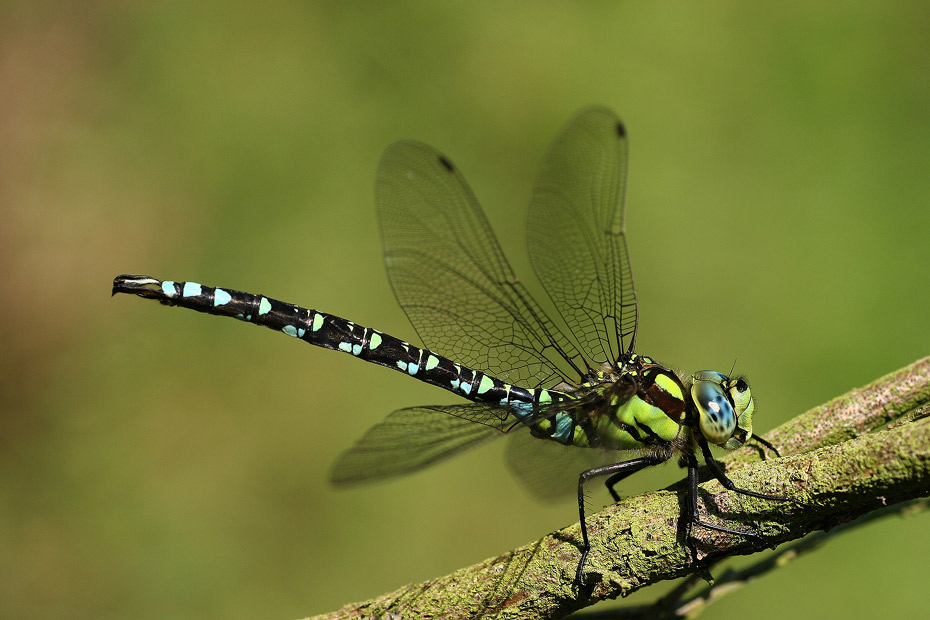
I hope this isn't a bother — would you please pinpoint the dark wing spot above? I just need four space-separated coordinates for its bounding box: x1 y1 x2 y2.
437 154 454 172
615 121 626 138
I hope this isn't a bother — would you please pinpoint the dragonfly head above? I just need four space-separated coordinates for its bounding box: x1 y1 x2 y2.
690 370 754 450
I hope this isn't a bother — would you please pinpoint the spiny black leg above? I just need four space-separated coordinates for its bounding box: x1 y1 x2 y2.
604 468 644 503
683 438 811 580
751 433 781 458
685 451 767 541
699 439 809 508
684 451 771 587
685 458 716 583
684 437 808 582
576 456 666 586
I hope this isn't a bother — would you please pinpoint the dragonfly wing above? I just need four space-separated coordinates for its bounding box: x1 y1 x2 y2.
377 141 584 388
528 107 638 364
505 429 615 501
330 403 511 485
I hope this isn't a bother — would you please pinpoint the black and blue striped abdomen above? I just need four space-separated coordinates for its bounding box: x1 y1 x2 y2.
112 275 562 416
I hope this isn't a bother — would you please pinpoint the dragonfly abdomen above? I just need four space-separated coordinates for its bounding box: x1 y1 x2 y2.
112 275 551 412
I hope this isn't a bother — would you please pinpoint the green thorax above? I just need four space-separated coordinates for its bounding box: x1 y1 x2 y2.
530 354 689 450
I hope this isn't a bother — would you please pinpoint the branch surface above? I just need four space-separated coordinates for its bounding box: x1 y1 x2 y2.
306 357 930 620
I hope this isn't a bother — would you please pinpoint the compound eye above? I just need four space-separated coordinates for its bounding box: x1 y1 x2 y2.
691 380 737 445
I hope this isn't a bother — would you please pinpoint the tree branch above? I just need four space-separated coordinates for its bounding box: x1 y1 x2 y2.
573 498 930 620
305 357 930 620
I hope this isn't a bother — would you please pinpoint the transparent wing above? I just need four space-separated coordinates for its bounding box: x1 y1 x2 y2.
528 107 638 364
377 141 584 388
331 391 636 496
330 404 509 485
505 429 615 501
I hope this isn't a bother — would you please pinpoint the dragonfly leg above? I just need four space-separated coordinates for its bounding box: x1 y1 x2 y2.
684 452 766 545
576 455 667 586
698 439 808 507
750 433 781 458
682 439 810 573
604 468 646 503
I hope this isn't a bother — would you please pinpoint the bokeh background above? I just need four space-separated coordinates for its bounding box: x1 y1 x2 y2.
2 2 929 619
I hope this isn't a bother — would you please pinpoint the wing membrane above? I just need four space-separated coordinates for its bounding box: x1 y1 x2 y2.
528 107 638 364
358 110 642 493
505 429 615 501
377 141 583 388
330 404 509 485
330 398 619 499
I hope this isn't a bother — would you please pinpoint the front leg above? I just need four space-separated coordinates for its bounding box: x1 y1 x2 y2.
682 438 810 574
698 439 807 506
683 451 768 544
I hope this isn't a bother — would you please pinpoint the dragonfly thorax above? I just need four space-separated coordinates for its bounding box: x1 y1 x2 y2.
570 357 689 451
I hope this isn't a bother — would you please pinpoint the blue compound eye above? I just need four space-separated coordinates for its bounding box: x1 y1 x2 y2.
692 379 737 445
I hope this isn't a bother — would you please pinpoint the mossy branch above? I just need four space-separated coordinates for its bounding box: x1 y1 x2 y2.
305 357 930 620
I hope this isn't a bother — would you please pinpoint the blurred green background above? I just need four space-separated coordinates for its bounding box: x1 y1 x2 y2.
2 2 929 619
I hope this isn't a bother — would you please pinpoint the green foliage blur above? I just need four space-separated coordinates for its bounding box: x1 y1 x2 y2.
2 2 928 618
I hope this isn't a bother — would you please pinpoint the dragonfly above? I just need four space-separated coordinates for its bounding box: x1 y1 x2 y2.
113 107 799 586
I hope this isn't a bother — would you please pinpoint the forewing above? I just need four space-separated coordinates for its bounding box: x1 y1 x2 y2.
377 141 583 388
528 107 638 364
